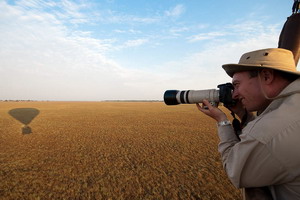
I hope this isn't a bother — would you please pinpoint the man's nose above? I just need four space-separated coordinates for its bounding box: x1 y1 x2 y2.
232 89 239 99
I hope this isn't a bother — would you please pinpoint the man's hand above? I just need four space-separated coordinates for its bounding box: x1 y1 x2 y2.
196 99 228 122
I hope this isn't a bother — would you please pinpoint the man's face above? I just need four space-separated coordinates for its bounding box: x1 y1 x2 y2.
232 71 266 112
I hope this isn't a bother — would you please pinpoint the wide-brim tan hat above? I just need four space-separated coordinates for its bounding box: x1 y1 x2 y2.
222 48 300 77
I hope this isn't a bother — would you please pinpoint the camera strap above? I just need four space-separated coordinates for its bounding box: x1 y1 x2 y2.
231 112 241 140
231 109 248 141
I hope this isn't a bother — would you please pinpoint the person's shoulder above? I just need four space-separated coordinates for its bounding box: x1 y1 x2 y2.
242 104 300 144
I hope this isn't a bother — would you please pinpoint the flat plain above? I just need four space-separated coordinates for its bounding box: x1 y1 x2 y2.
0 101 241 199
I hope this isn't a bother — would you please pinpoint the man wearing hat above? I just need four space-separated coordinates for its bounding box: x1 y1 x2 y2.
197 48 300 199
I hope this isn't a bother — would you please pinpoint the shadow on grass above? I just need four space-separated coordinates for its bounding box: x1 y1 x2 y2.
8 108 40 134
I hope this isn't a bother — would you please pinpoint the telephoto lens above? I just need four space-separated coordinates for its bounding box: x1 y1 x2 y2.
163 89 219 105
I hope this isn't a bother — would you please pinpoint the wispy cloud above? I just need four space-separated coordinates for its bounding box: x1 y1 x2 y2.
188 32 226 42
123 39 149 48
14 0 91 25
114 29 142 34
226 20 281 38
169 27 190 37
156 19 283 90
187 19 281 43
165 4 185 18
97 4 186 25
0 1 127 100
0 1 291 100
101 10 160 24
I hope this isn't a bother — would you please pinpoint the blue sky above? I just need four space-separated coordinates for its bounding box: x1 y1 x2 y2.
0 0 296 101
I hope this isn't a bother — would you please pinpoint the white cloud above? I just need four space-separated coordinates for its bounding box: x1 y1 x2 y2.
156 21 282 92
96 4 186 25
14 0 91 25
15 0 46 9
188 32 226 42
0 1 293 101
114 29 142 34
169 26 189 37
123 39 149 48
0 1 139 100
165 4 185 18
104 10 159 24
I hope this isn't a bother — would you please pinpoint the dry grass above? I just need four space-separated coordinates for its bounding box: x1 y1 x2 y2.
0 101 241 199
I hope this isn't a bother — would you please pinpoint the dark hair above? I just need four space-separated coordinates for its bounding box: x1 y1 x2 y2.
248 70 259 78
276 71 298 81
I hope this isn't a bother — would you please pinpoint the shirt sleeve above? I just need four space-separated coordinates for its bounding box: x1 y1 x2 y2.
217 125 289 188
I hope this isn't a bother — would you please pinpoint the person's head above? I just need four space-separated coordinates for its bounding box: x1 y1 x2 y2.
222 48 300 112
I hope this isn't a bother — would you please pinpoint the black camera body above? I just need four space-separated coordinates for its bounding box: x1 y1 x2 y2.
164 83 236 107
217 83 236 107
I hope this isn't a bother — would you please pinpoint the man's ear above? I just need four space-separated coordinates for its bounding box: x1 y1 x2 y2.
260 69 274 84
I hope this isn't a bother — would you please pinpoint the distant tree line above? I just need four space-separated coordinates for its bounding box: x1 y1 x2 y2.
0 100 39 102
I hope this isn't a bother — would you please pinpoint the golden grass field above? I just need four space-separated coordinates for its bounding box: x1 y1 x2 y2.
0 101 241 199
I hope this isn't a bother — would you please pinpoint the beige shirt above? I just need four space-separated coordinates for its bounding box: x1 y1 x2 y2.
218 78 300 200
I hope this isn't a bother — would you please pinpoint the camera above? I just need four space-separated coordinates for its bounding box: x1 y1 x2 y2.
163 83 236 107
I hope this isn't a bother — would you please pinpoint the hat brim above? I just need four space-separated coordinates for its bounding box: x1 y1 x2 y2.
222 64 300 78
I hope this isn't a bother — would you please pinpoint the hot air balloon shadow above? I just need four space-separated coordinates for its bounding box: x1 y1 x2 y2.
8 108 40 134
